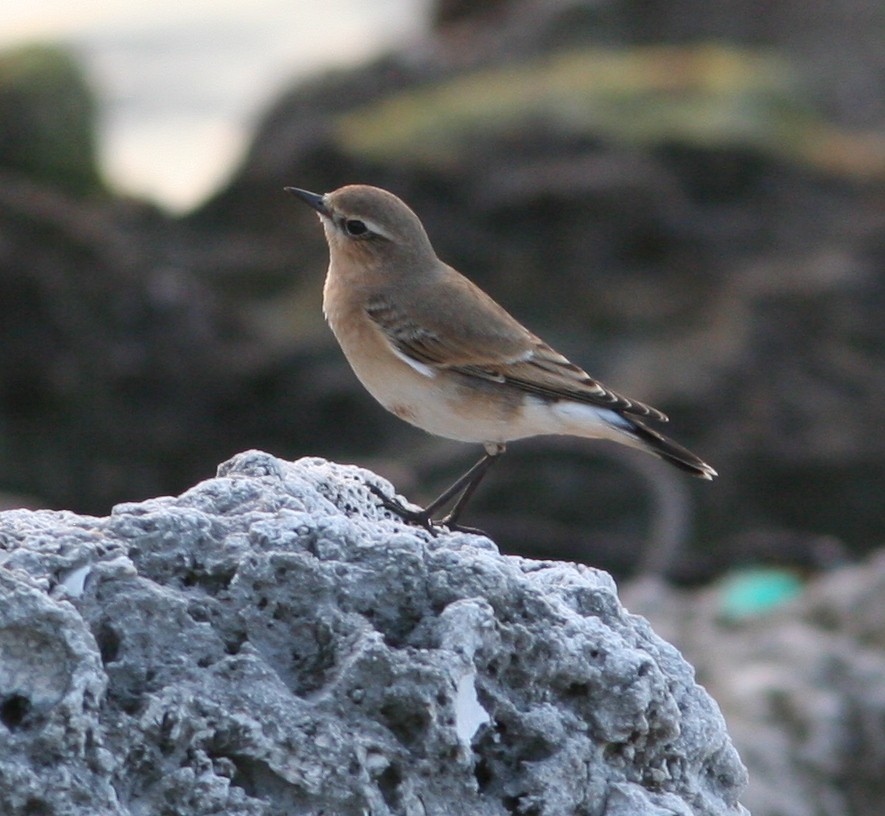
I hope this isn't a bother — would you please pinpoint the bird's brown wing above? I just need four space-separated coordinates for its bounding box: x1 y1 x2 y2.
457 342 668 422
364 269 668 422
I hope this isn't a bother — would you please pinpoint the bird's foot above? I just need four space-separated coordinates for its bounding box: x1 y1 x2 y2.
367 484 438 534
435 516 488 536
367 484 486 536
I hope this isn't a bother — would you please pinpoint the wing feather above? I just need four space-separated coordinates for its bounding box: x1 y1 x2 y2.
364 271 668 423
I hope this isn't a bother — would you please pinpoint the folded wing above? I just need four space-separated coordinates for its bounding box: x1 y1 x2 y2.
364 270 668 423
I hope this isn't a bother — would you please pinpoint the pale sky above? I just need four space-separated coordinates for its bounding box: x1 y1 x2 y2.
1 1 430 210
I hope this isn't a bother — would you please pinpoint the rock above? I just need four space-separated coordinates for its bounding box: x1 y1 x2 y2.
1 3 884 577
0 451 747 815
624 552 885 816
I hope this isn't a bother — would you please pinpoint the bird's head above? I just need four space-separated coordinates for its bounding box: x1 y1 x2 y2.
286 184 436 271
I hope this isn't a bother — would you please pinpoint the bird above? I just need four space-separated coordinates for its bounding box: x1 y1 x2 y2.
287 183 716 533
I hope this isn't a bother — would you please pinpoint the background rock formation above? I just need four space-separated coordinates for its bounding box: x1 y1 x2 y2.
0 451 748 815
0 1 882 583
624 548 885 816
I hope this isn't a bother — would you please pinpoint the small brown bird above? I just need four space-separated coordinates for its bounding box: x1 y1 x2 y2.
288 184 715 532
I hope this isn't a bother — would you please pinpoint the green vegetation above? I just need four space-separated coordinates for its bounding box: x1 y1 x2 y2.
0 44 104 194
335 44 885 179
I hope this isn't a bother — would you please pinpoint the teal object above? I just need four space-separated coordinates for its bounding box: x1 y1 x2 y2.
718 568 803 621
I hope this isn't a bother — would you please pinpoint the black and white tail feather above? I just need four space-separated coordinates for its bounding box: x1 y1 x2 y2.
619 417 717 479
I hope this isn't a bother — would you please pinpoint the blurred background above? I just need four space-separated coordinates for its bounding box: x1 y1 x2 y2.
1 1 883 812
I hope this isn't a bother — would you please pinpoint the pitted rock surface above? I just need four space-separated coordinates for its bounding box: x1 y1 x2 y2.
0 451 747 815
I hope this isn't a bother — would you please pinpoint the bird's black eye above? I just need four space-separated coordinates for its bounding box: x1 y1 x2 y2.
344 219 369 237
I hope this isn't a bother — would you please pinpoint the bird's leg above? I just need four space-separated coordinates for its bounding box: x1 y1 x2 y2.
437 445 503 531
369 444 504 534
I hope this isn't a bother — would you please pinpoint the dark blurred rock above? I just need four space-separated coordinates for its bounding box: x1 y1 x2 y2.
0 44 103 195
0 3 883 582
0 172 395 512
429 0 885 129
195 22 883 575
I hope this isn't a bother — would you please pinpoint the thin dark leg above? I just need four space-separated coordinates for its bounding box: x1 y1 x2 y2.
369 446 504 534
438 451 501 530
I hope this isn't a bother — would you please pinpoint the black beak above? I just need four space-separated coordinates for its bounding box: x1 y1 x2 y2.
285 186 330 216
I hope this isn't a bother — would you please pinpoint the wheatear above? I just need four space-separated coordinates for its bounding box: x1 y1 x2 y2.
287 184 715 533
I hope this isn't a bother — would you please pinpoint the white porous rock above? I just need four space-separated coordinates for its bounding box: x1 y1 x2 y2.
0 451 748 815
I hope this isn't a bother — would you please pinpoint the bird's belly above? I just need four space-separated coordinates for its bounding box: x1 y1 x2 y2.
327 304 620 446
329 324 512 444
347 352 612 445
353 354 514 443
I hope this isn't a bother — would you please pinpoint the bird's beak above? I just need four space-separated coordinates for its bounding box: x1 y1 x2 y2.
285 186 330 216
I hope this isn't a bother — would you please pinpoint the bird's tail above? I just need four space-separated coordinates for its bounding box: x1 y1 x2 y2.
621 418 717 480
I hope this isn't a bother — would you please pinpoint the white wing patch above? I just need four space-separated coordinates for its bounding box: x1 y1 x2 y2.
390 344 437 378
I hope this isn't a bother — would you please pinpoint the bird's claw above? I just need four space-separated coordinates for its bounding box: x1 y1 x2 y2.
367 483 486 536
438 518 488 535
367 483 438 534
